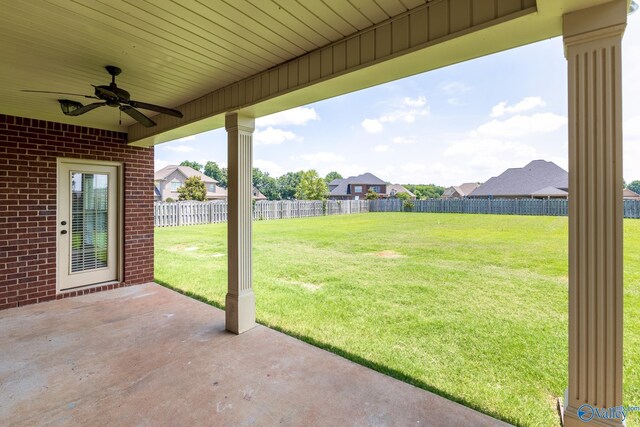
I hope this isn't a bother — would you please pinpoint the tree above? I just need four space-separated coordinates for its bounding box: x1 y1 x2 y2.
180 160 203 172
177 176 207 201
628 180 640 195
218 167 228 188
396 191 414 210
365 188 379 200
277 171 304 200
252 168 279 200
204 161 224 183
295 170 327 200
325 171 343 184
403 184 445 200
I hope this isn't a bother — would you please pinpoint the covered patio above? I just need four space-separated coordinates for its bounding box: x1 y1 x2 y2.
0 0 634 425
0 283 507 426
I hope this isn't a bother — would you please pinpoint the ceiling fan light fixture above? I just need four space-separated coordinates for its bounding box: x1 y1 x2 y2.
58 99 83 115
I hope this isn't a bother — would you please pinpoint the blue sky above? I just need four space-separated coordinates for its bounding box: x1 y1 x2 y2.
155 13 640 187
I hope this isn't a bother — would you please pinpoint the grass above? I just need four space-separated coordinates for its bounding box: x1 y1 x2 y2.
154 213 640 427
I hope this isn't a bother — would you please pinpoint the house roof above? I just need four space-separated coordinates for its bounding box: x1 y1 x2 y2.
624 188 640 199
469 160 568 197
329 173 387 196
457 183 481 196
386 184 415 197
207 187 227 199
252 187 267 200
154 165 217 184
531 186 569 197
444 182 480 197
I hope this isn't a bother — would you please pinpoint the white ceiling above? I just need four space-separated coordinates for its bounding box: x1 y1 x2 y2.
0 0 427 130
0 0 625 134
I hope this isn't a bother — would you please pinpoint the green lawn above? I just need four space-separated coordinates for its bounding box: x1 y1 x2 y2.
154 213 640 427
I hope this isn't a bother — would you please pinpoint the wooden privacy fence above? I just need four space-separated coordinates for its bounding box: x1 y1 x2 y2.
369 198 640 218
154 200 370 227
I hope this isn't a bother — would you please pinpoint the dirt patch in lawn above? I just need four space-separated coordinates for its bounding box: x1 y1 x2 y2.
280 279 322 292
376 250 404 259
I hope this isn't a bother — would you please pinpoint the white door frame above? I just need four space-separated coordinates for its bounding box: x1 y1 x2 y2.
56 158 123 293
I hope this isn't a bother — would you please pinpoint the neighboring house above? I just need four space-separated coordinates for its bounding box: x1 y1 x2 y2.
442 182 480 199
252 187 267 201
386 184 416 200
155 164 268 201
328 173 387 200
624 188 640 200
328 173 413 200
469 160 568 199
154 165 226 201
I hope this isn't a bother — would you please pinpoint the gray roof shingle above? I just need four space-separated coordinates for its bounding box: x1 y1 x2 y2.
469 160 568 197
154 165 217 183
329 173 386 196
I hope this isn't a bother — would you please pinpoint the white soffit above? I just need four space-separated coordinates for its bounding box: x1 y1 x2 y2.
0 0 623 138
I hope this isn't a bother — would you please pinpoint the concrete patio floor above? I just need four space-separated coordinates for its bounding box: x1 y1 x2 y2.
1 283 510 426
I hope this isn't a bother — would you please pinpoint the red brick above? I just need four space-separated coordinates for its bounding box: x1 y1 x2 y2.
0 114 154 310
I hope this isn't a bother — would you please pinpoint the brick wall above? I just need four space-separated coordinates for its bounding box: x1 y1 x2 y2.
0 114 154 310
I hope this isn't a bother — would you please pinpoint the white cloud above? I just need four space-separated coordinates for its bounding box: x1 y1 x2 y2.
402 162 427 173
254 159 285 177
257 107 319 127
444 138 538 159
374 145 389 152
473 112 567 139
393 136 416 145
361 96 430 133
624 115 640 138
624 116 640 180
299 152 345 164
441 81 471 94
254 127 296 145
162 144 194 153
403 96 426 107
361 118 383 134
490 96 546 117
154 159 169 171
179 135 196 142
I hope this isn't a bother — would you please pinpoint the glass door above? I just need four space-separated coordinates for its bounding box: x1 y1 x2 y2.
58 161 119 290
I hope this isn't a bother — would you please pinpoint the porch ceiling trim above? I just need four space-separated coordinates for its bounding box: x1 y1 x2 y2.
128 0 540 146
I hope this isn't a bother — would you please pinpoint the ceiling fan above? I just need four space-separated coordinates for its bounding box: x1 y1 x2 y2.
22 65 183 127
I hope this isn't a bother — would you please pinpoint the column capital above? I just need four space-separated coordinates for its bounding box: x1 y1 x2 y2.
563 0 626 50
225 111 255 133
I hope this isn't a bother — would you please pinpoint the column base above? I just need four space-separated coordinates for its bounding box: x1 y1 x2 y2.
564 404 626 427
225 291 256 334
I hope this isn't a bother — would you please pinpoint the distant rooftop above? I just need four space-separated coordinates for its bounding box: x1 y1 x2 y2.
329 173 387 196
154 165 217 183
469 160 568 197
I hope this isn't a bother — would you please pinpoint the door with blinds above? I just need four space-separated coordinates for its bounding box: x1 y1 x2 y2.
58 161 119 290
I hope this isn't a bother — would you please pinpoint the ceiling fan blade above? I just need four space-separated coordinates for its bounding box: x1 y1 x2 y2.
92 85 119 99
65 102 108 116
120 105 156 127
127 100 183 118
22 90 98 99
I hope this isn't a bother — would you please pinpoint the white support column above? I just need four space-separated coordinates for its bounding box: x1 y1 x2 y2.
225 112 256 334
563 2 626 426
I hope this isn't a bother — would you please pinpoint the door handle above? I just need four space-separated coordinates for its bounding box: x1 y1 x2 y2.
61 230 67 235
